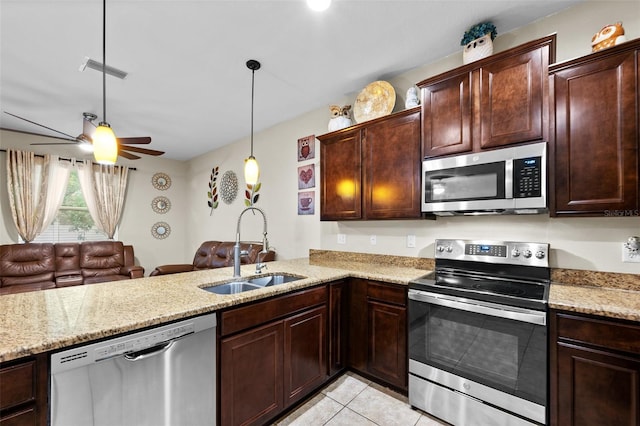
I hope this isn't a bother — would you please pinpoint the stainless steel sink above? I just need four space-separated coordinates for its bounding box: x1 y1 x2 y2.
203 282 263 295
202 274 305 295
246 274 302 287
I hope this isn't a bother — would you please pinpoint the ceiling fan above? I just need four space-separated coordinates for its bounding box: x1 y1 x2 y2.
1 111 164 161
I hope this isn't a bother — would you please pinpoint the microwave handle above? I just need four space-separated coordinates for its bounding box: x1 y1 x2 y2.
505 159 513 199
408 289 546 326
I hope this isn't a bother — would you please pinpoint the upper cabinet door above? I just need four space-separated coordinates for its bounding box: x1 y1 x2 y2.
479 46 547 149
418 34 555 157
320 130 362 220
550 44 639 216
421 72 473 157
363 110 422 219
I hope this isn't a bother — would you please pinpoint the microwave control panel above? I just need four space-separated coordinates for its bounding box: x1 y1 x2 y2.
513 156 541 198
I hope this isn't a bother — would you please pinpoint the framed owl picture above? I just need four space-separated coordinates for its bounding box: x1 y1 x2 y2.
297 135 315 161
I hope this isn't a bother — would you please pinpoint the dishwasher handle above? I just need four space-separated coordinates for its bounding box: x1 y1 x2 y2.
124 340 174 362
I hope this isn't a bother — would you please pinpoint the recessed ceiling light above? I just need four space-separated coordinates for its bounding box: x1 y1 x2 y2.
307 0 331 12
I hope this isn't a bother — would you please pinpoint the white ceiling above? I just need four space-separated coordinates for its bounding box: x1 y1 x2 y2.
0 0 582 161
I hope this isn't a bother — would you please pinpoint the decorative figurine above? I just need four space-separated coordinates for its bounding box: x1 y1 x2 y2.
405 86 419 108
461 22 498 64
328 105 352 131
591 22 626 52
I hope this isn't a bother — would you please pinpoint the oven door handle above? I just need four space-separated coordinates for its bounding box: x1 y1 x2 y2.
408 290 546 325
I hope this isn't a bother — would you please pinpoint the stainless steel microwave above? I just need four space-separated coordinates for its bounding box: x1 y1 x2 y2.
421 142 547 215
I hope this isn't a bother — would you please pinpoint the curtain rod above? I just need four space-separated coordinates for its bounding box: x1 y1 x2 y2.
0 149 137 171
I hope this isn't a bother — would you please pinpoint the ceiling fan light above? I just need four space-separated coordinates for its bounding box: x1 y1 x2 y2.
93 123 118 164
79 142 94 153
244 156 260 185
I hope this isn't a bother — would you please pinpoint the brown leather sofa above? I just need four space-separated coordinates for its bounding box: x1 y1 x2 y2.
0 241 144 295
150 241 275 276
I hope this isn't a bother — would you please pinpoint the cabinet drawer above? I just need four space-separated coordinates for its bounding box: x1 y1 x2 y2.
221 285 327 336
0 361 35 411
555 312 640 356
0 407 36 426
367 282 406 307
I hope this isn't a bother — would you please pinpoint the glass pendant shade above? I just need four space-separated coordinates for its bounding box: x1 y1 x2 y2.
93 123 118 164
244 156 260 185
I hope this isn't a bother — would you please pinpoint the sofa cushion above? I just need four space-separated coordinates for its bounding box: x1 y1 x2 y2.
54 242 81 274
80 241 125 278
0 243 56 288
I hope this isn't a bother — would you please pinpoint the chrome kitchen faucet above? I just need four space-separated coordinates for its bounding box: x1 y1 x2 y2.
233 206 269 277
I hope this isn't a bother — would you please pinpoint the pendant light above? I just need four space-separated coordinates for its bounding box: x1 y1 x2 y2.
244 59 261 185
93 0 118 165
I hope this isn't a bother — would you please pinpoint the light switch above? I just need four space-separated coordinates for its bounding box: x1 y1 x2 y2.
407 235 416 248
370 235 377 245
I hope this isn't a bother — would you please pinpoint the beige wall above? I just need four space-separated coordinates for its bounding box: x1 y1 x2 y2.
2 1 639 274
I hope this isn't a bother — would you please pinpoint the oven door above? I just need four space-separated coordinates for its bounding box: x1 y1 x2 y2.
408 289 547 423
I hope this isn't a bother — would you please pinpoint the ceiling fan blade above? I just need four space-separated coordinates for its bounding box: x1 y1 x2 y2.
30 142 81 146
118 150 141 160
0 127 78 143
119 145 165 156
117 136 151 144
4 111 78 140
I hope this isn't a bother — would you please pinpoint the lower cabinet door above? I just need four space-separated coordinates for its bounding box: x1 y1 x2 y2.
284 306 327 407
220 322 284 426
555 342 640 426
367 300 407 390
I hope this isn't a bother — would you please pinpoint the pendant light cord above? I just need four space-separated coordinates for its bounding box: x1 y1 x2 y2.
250 68 255 157
102 0 107 124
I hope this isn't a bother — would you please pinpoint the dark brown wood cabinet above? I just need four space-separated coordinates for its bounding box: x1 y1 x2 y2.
318 107 422 221
550 309 640 426
218 286 328 426
348 278 408 392
328 280 347 377
418 34 555 157
549 39 640 217
0 354 48 426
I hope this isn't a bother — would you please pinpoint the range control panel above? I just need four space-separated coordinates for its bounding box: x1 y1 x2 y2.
435 239 549 267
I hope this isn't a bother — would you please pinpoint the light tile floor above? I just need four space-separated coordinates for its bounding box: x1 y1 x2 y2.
272 372 449 426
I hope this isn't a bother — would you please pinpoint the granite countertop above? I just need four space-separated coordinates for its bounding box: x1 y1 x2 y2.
549 268 640 322
2 249 639 364
0 256 430 363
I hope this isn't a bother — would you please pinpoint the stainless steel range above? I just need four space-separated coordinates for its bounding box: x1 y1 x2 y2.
408 239 550 426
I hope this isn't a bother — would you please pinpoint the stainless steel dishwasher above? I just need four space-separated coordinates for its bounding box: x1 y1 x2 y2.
50 313 216 426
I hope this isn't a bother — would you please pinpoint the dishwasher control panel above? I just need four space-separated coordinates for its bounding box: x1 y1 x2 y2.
94 322 195 361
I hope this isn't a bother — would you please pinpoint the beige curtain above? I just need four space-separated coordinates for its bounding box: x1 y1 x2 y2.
6 150 70 242
76 160 129 239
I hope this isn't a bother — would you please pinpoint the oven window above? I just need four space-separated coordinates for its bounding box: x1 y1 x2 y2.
409 299 546 405
424 161 505 203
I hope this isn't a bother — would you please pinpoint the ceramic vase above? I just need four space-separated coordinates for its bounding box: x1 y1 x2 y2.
463 33 494 64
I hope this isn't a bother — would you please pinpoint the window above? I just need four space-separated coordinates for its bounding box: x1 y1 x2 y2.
30 170 110 243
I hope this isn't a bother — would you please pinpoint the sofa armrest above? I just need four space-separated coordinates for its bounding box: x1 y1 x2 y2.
121 265 145 279
149 264 195 276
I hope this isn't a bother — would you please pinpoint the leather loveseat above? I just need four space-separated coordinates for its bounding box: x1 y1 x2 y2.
0 241 144 295
149 241 275 276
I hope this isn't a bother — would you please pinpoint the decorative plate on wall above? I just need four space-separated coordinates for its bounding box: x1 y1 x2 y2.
151 172 171 191
220 170 238 204
151 196 171 214
151 222 171 239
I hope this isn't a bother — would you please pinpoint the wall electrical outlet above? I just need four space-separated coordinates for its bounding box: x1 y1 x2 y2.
370 235 377 245
337 234 346 245
622 243 640 263
407 235 416 248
